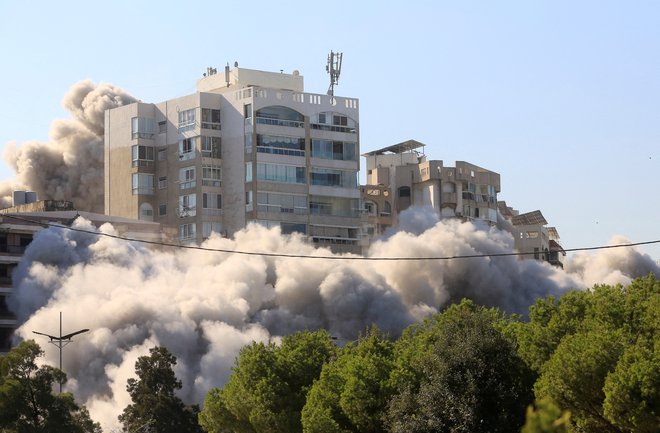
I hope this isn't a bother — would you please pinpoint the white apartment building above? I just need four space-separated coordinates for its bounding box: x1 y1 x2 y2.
362 140 501 237
105 66 362 253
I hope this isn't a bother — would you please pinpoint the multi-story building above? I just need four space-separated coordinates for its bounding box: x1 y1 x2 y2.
0 197 162 353
498 201 565 268
362 140 501 238
105 65 362 253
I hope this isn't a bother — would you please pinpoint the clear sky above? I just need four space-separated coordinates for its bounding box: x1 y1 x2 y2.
0 0 658 259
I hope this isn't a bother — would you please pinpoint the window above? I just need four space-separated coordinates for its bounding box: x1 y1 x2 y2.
178 194 196 217
382 201 391 216
256 163 306 184
179 223 196 240
178 109 196 132
158 148 167 161
202 193 222 209
310 168 357 188
333 115 348 126
256 135 305 157
257 192 307 215
310 112 356 133
158 176 167 189
201 136 221 158
139 203 154 221
203 222 223 238
309 196 359 217
131 145 154 167
245 163 252 182
131 117 155 139
311 140 356 161
158 121 167 134
244 103 252 119
131 173 154 195
255 106 304 128
245 132 253 153
179 167 196 189
178 137 197 161
398 186 411 198
281 223 307 235
202 166 222 187
159 204 167 216
201 108 221 130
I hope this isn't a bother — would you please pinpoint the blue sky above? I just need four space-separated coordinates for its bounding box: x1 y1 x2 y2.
0 0 658 259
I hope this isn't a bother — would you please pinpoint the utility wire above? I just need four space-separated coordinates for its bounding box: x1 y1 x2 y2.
1 213 659 261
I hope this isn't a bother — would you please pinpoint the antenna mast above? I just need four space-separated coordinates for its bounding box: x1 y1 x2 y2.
326 51 343 96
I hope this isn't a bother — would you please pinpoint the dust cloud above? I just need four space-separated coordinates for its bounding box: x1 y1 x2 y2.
0 80 136 212
8 208 658 431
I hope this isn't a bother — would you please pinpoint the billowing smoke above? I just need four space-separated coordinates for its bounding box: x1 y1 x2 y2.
0 80 136 212
8 207 658 431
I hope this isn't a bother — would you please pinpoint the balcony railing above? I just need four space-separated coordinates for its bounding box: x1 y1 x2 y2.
255 117 304 128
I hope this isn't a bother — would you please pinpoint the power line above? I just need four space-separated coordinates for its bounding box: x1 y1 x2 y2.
1 213 659 261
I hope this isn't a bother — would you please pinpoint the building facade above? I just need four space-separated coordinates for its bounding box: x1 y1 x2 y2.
105 66 362 253
362 140 501 238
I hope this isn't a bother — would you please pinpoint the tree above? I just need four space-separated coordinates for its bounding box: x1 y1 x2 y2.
517 274 659 433
385 300 534 433
0 340 101 433
521 398 571 433
301 326 394 433
199 330 337 433
118 346 202 433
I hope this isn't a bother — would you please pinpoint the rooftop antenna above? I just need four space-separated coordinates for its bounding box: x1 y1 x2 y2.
326 51 343 96
33 312 89 393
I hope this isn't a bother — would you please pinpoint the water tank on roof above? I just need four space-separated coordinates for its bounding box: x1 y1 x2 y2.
12 191 26 206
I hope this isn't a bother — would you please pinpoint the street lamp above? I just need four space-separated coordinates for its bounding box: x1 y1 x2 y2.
32 311 89 393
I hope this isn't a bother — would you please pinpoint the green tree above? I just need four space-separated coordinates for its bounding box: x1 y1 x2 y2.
386 300 534 433
118 346 202 433
199 329 336 433
517 274 659 433
0 340 101 433
521 398 571 433
301 326 394 433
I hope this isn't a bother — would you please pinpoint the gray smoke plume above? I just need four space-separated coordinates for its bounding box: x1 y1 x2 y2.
1 80 136 212
8 206 658 431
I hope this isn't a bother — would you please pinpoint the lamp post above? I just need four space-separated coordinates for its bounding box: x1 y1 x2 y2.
32 311 89 393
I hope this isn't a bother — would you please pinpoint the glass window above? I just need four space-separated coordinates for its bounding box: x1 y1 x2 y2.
158 176 167 189
201 108 221 130
310 168 357 188
201 136 221 158
202 166 222 187
255 106 304 127
179 223 196 240
131 173 154 195
159 204 167 216
256 135 305 157
257 191 307 215
178 109 196 132
311 140 357 161
131 117 155 139
178 137 197 161
131 145 154 167
256 163 306 184
178 194 196 217
158 148 167 161
179 167 196 189
309 196 359 217
202 193 222 209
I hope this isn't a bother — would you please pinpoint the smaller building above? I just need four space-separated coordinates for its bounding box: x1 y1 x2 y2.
498 201 565 268
0 200 163 354
361 140 501 242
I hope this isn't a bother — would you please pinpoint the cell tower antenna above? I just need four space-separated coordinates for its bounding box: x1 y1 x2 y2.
326 51 343 96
